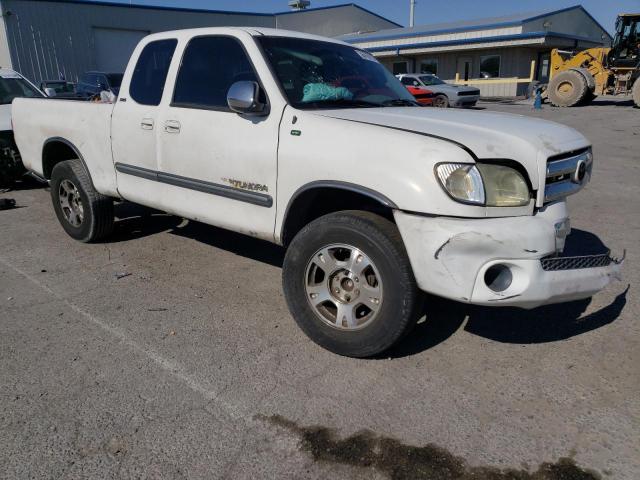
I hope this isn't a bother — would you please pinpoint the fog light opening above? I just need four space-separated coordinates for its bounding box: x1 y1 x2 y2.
484 264 513 292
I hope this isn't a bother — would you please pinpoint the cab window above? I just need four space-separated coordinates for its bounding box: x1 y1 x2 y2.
172 36 258 110
129 39 177 106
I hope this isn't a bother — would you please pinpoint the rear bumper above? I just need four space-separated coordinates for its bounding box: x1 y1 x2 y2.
394 202 623 308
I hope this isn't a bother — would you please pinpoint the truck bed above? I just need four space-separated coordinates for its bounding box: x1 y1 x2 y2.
12 98 119 197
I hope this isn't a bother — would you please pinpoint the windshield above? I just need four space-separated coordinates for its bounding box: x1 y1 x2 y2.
257 36 417 109
419 75 445 86
106 74 123 88
0 76 44 105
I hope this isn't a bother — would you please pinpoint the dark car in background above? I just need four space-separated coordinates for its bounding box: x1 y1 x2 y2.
76 71 123 98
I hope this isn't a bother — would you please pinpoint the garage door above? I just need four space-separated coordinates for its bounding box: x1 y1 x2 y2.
93 27 149 73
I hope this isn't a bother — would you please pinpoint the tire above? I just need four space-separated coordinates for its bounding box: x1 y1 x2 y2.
433 94 449 108
577 88 596 106
50 159 114 242
282 210 422 357
633 79 640 108
548 70 588 107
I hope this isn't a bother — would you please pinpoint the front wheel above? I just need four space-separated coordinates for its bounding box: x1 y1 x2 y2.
433 95 449 108
282 211 422 357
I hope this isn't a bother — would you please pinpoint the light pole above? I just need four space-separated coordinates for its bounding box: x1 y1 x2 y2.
409 0 416 27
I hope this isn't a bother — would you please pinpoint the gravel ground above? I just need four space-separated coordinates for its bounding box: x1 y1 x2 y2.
0 97 638 479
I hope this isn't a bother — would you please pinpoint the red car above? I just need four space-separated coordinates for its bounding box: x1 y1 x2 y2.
404 85 435 106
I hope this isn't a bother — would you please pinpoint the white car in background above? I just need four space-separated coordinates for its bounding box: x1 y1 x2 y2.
397 73 480 108
0 68 44 187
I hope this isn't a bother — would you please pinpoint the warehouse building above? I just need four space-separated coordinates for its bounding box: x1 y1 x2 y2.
0 0 398 84
341 5 613 97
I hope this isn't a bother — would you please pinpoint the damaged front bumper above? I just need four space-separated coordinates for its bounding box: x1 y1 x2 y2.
394 201 624 309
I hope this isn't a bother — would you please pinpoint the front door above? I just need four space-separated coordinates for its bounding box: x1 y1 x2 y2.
156 35 280 240
111 37 177 207
457 56 473 81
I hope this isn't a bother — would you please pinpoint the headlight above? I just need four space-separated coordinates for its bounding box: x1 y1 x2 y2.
435 163 485 204
436 163 530 207
477 164 530 206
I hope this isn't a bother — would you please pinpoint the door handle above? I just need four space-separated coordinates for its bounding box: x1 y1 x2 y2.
141 118 154 130
164 120 181 133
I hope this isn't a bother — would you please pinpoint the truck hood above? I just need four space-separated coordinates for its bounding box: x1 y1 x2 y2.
315 107 589 190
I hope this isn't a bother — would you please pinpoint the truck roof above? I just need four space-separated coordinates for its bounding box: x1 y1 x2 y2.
144 26 351 46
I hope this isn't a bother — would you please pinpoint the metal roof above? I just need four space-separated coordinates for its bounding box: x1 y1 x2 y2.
341 5 610 42
21 0 401 27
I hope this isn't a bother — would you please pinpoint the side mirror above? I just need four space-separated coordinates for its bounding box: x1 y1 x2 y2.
227 81 266 114
413 81 420 86
44 88 57 97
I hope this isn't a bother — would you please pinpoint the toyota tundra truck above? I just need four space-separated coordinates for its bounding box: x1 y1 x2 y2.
11 27 623 357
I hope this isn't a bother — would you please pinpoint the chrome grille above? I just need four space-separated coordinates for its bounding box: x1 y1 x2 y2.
544 148 593 203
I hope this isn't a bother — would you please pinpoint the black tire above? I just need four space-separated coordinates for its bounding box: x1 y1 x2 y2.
50 160 114 242
433 95 449 108
548 70 588 107
632 79 640 108
282 210 422 358
578 88 596 105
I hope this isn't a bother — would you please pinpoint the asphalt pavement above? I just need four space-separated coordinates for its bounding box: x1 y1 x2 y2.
1 97 638 479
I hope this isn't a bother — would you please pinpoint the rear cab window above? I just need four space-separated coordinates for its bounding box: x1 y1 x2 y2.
129 38 178 106
0 71 43 105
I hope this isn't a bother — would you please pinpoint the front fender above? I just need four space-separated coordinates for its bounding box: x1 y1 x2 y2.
275 107 531 241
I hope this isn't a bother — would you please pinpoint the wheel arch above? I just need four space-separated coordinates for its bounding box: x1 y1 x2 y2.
42 137 92 181
279 181 398 247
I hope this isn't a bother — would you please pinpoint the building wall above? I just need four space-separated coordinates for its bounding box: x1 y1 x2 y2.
0 1 398 84
382 47 542 97
522 7 610 45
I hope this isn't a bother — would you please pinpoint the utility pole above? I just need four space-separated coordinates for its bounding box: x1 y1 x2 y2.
409 0 416 27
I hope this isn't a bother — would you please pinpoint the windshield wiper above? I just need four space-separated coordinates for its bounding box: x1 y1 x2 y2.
382 99 419 107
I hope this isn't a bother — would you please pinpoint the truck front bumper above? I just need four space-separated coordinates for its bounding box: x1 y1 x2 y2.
394 201 623 308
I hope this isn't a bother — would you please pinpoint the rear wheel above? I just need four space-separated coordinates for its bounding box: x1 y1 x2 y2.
433 94 449 108
282 211 422 357
632 78 640 108
51 160 114 242
548 70 588 107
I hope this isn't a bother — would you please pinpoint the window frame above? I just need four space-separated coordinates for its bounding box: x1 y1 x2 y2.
479 54 501 79
419 59 438 75
170 34 269 114
129 38 178 107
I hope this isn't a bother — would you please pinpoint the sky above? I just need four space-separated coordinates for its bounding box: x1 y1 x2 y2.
87 0 640 34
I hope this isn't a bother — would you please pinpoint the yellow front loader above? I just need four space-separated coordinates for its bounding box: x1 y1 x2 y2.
545 13 639 107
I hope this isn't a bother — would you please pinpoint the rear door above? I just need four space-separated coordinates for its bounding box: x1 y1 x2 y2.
155 34 280 240
111 37 177 207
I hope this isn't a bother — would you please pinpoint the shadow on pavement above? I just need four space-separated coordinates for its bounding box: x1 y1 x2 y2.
170 220 285 268
389 286 628 358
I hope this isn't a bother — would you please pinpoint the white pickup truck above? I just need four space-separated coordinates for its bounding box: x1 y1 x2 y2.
12 27 623 357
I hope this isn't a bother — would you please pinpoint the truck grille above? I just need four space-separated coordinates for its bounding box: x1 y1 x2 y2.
544 148 592 203
540 250 624 271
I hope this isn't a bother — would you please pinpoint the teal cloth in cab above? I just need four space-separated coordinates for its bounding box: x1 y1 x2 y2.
302 83 353 102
